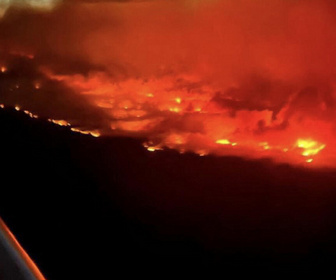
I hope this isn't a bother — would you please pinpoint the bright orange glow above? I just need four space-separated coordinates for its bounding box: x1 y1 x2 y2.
169 107 181 113
197 150 209 157
259 142 270 150
34 82 41 90
216 139 231 145
1 66 6 73
296 139 326 157
71 127 101 137
23 110 39 119
3 0 336 167
147 146 162 152
42 70 334 167
48 119 71 127
89 130 101 137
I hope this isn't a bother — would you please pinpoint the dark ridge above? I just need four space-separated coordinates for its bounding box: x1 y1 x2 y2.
1 107 336 278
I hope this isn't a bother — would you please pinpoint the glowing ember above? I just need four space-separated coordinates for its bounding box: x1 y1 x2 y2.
71 128 101 137
1 66 6 73
216 139 231 145
259 142 270 150
147 147 160 152
89 130 101 138
23 110 38 119
169 107 181 113
197 150 209 157
296 139 326 157
34 83 41 90
48 119 70 127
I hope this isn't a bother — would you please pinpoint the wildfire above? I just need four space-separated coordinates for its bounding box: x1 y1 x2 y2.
39 69 333 166
48 119 71 127
0 62 331 166
216 139 237 146
259 142 270 150
47 119 101 137
147 146 162 152
71 128 101 137
1 0 336 167
24 110 38 119
296 139 326 157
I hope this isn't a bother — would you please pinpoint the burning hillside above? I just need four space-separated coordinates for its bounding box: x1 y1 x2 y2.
1 0 336 166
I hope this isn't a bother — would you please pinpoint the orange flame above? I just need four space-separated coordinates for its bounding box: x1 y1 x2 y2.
40 70 333 167
2 0 336 167
296 139 326 157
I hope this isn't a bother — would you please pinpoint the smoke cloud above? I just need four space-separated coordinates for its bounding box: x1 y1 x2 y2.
1 0 336 166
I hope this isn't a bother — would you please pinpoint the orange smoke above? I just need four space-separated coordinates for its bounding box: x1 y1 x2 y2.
1 0 336 166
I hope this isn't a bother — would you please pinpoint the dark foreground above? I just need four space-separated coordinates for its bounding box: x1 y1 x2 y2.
1 107 336 278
